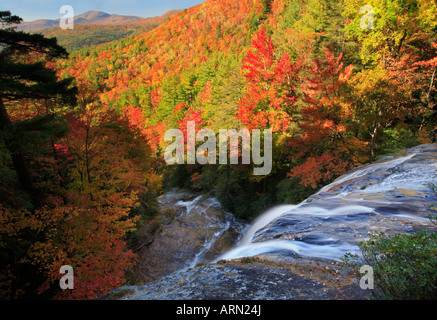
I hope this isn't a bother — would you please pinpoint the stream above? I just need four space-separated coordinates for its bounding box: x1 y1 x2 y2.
136 144 437 283
218 144 437 262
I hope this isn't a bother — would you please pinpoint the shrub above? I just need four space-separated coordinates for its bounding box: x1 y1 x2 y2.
379 127 420 156
343 231 437 300
275 177 316 204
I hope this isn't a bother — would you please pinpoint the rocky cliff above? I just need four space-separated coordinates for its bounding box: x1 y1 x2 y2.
132 189 247 283
103 144 437 300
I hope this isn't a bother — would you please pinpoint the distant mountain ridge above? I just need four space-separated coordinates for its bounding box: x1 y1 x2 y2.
17 10 146 32
16 10 182 52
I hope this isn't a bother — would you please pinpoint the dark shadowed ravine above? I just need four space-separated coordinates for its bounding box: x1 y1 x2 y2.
102 143 437 300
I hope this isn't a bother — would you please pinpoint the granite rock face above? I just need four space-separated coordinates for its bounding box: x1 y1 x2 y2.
106 144 437 300
219 144 437 262
102 259 369 300
133 189 247 283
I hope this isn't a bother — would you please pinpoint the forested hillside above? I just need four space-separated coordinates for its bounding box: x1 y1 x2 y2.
1 0 436 300
60 0 437 216
37 10 181 52
17 10 144 32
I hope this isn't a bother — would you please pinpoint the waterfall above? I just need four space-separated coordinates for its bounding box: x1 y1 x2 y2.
175 195 203 217
217 204 362 262
217 239 359 262
217 150 436 262
189 221 231 268
239 205 299 246
173 194 249 267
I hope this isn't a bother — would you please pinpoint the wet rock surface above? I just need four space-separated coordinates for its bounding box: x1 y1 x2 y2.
102 258 369 300
134 189 247 283
220 144 437 261
106 144 437 300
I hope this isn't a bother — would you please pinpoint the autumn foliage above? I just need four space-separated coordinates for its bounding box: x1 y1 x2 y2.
287 48 367 188
1 0 437 299
237 28 299 132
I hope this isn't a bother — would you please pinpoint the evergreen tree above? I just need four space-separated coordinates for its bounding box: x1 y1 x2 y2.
0 11 77 205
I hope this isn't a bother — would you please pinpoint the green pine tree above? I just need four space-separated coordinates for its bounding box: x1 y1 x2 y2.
0 11 77 206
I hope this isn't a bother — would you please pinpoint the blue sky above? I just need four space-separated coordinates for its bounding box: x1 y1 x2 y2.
1 0 206 21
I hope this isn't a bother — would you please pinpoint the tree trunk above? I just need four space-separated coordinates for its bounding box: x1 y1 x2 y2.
370 124 379 162
0 96 39 205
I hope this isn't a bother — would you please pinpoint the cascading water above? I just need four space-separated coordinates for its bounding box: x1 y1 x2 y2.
315 153 417 195
239 205 299 246
175 195 203 217
218 239 359 262
128 144 437 296
189 220 232 268
217 203 362 262
136 189 249 282
174 194 249 267
218 146 437 262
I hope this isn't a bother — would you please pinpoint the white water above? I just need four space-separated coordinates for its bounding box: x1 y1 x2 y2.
190 221 231 268
218 151 435 262
238 204 374 247
176 195 203 217
239 205 299 246
217 203 364 262
175 195 249 267
316 153 416 195
170 150 436 264
218 239 359 262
